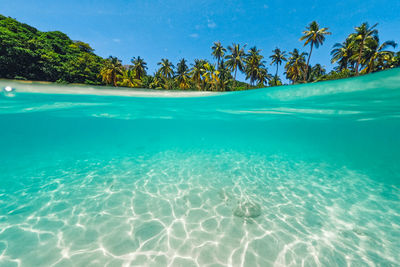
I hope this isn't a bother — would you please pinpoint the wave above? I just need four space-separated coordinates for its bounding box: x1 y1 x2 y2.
1 68 400 120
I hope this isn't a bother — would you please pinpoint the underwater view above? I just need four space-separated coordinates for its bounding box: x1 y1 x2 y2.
1 69 400 266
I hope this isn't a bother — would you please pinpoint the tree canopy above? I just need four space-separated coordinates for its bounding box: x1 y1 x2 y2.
1 15 399 90
0 14 104 84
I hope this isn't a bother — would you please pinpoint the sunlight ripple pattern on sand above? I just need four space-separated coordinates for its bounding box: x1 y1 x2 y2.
1 151 399 266
1 69 400 266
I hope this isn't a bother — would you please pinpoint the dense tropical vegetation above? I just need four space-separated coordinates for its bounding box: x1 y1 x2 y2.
1 15 399 91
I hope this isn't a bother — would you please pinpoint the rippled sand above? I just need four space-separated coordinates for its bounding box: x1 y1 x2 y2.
1 149 399 266
1 71 400 266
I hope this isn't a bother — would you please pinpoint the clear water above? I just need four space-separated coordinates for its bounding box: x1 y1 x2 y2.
1 69 399 267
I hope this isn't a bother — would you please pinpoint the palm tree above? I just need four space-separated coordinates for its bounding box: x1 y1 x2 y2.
362 39 397 73
202 63 220 91
284 49 308 84
225 43 246 88
157 58 174 79
216 60 232 91
149 72 163 89
269 48 287 76
141 75 154 89
300 21 331 81
190 59 207 90
391 52 400 68
176 58 189 73
245 46 266 86
130 56 147 80
117 69 141 88
100 56 124 87
211 41 227 68
164 78 176 90
257 67 272 87
175 58 190 89
349 22 378 75
309 64 326 81
269 75 282 87
331 37 354 71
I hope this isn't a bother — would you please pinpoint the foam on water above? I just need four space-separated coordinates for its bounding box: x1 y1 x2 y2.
0 69 400 266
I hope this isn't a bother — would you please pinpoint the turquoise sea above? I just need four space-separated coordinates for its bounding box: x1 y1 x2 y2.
1 69 400 266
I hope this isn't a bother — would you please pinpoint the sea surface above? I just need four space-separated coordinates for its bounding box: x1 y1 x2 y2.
1 69 400 267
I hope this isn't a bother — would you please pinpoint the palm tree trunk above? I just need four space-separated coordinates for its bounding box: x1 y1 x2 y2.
342 59 348 71
276 64 279 76
217 57 220 70
113 71 117 87
304 42 313 82
234 67 237 88
355 40 364 76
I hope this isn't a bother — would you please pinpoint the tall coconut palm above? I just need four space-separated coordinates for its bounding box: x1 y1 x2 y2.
190 59 207 90
157 58 174 79
284 49 308 84
349 22 378 75
176 58 189 74
361 39 397 73
245 46 265 86
225 43 247 88
211 41 227 68
217 60 232 91
269 48 287 76
331 37 354 71
175 58 190 89
300 21 331 81
202 63 220 91
100 56 124 87
130 56 147 80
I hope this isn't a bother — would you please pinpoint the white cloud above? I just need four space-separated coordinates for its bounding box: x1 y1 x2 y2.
189 33 199 38
207 19 217 29
112 38 121 43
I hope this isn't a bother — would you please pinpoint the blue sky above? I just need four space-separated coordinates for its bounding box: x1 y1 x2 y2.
2 0 400 81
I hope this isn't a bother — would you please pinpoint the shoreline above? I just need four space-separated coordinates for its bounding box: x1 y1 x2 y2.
0 79 219 98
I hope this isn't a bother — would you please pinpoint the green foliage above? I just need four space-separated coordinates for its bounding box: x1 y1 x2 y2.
130 56 147 80
211 41 226 67
1 15 399 91
316 69 353 81
300 21 331 81
349 22 379 75
100 56 124 86
0 14 104 84
330 22 397 76
270 48 287 76
308 64 326 82
245 46 271 86
284 49 308 84
225 43 247 88
392 52 400 67
269 75 283 87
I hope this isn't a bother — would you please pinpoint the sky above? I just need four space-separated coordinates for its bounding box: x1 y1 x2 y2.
1 0 400 81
